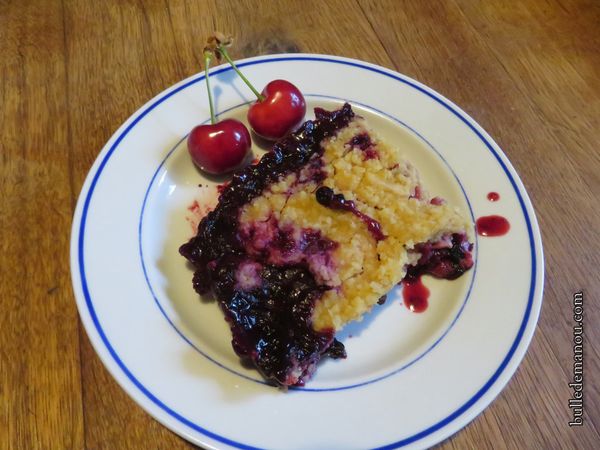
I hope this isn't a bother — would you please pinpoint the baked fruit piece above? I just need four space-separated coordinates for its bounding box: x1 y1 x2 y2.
180 104 474 387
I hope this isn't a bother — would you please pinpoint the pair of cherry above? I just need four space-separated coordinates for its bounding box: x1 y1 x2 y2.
188 41 305 174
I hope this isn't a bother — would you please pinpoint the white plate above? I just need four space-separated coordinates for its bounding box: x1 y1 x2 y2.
70 54 544 450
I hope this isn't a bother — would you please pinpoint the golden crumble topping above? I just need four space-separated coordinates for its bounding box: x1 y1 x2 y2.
239 116 471 331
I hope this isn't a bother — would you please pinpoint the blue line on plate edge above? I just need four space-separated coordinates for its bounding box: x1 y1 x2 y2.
77 55 537 450
137 92 479 392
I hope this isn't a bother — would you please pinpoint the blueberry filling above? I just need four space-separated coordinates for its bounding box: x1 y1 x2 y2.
405 233 474 281
180 104 355 386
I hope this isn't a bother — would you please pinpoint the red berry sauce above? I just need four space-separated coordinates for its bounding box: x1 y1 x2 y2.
187 200 200 213
487 192 500 202
402 276 430 313
476 215 510 237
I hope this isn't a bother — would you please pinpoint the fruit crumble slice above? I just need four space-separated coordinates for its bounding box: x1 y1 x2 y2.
180 104 473 387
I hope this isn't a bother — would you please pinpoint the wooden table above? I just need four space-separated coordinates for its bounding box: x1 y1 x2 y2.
1 1 598 448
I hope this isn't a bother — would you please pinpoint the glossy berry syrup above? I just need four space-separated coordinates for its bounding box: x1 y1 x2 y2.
476 215 510 237
179 104 355 386
402 276 430 313
487 192 500 202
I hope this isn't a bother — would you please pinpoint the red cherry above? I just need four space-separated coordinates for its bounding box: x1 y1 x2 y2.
187 118 251 174
247 80 306 140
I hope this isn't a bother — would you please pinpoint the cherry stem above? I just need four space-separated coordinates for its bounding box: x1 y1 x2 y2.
218 45 265 101
203 50 217 124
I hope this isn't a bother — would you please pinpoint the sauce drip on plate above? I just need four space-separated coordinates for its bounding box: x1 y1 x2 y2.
476 215 510 237
402 276 430 313
487 192 500 202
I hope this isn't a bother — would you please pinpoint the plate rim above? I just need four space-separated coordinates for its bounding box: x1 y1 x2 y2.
70 53 545 450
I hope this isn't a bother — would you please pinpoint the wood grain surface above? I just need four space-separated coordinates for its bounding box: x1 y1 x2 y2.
1 0 598 448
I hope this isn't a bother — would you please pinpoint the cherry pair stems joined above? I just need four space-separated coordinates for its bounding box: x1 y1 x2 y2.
188 39 307 174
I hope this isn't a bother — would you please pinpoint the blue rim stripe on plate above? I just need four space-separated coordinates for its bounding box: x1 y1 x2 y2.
77 55 538 449
138 93 479 391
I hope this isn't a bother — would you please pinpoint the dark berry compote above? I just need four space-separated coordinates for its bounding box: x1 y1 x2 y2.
180 105 355 387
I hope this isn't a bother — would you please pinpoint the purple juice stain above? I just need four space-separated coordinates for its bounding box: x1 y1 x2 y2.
347 132 379 160
315 186 386 241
